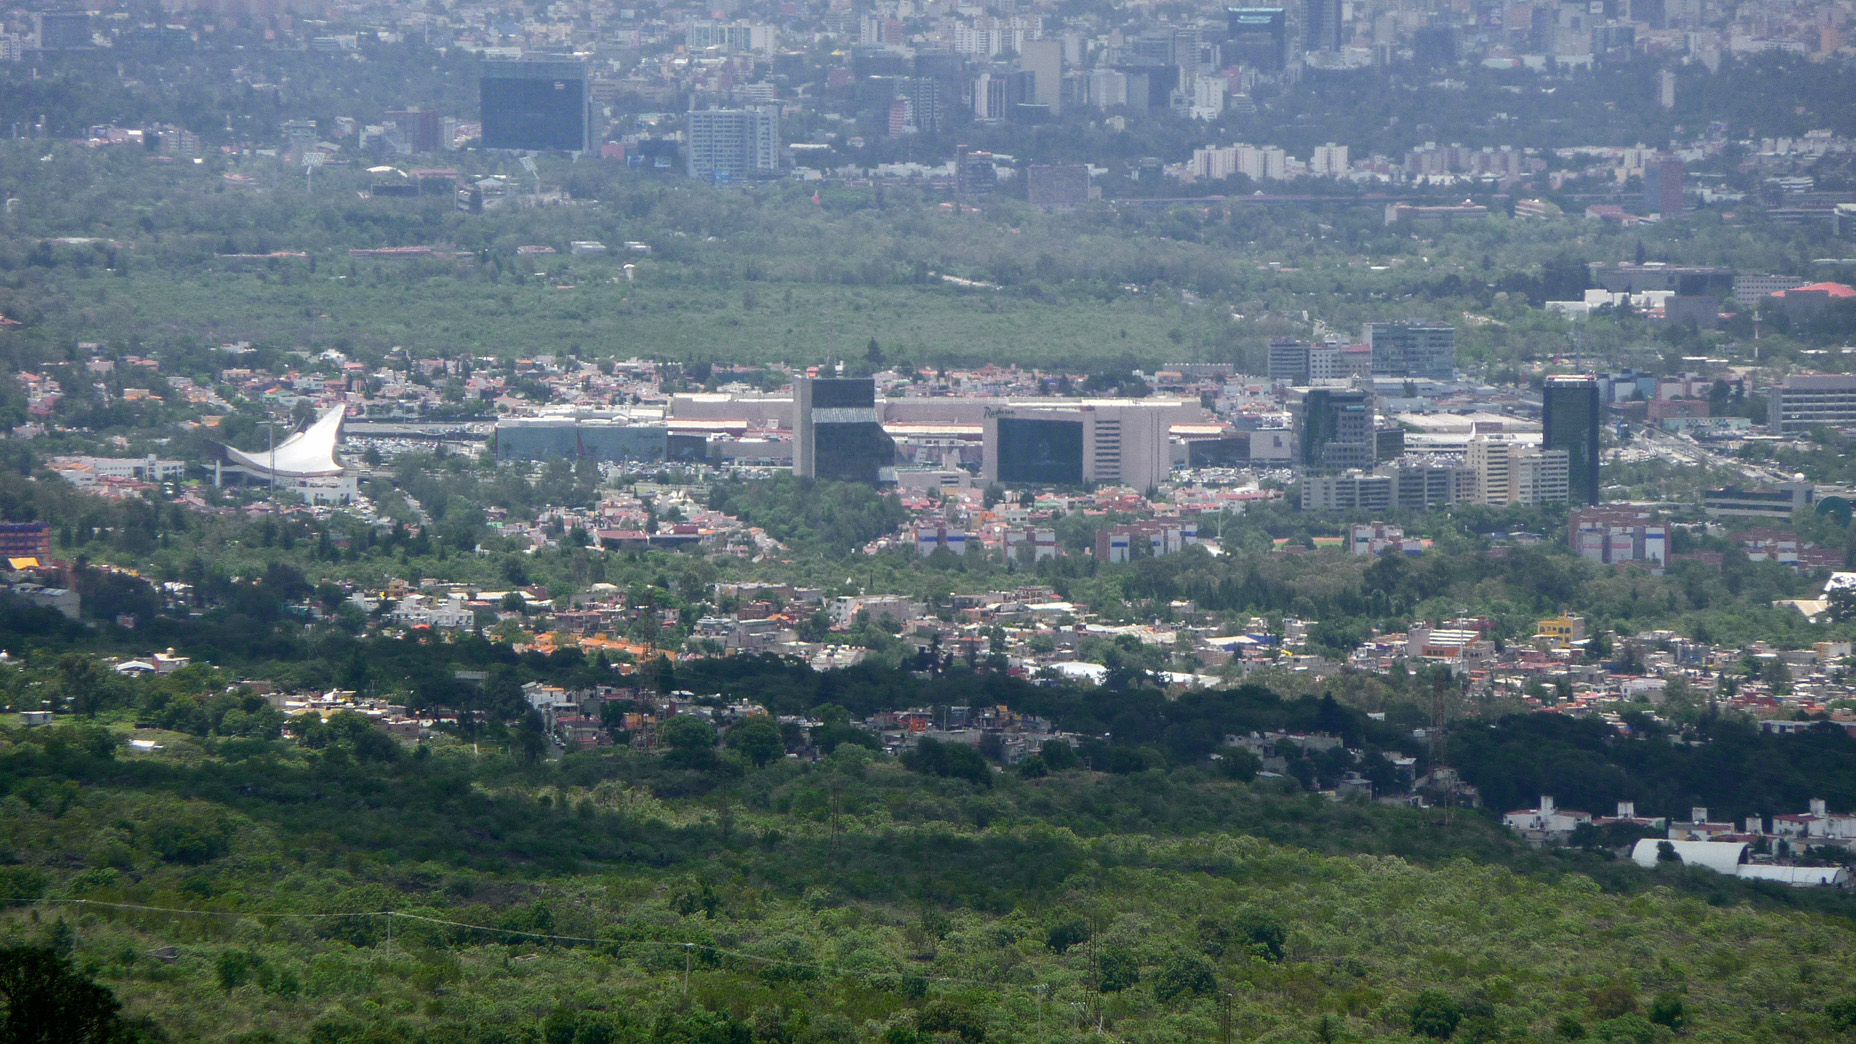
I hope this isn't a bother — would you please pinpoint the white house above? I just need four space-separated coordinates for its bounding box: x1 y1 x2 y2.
390 593 475 630
1502 796 1594 838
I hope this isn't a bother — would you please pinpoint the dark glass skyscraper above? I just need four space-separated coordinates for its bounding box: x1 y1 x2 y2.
1542 376 1601 506
1225 8 1287 71
794 377 896 485
1304 0 1342 52
1296 389 1374 471
480 57 591 152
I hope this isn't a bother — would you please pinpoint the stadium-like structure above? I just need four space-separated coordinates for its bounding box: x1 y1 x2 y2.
216 405 357 504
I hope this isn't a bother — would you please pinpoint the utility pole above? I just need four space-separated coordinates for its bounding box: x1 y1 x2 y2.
683 943 693 994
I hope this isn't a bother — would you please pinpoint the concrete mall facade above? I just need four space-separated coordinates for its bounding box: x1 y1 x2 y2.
981 401 1175 491
493 394 1195 489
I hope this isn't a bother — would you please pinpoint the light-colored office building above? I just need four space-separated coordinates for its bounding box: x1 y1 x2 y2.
1468 434 1567 506
982 401 1173 491
1768 374 1856 435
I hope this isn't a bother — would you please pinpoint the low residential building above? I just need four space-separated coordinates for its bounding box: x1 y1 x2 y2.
391 593 476 630
1502 795 1594 839
1666 806 1740 841
1095 519 1197 563
830 595 923 628
1407 624 1495 661
1348 522 1422 556
48 455 187 487
1534 615 1586 649
1003 527 1057 562
9 582 78 619
914 526 969 556
1570 509 1668 573
1593 800 1667 832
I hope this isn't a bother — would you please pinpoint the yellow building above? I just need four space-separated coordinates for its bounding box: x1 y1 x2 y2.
1535 614 1587 649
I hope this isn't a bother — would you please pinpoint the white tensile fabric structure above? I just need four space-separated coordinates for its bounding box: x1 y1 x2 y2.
1630 838 1748 874
227 405 346 478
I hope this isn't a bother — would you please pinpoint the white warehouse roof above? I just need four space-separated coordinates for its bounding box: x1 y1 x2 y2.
1630 838 1748 874
1736 864 1850 888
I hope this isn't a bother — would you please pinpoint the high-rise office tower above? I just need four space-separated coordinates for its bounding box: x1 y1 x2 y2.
1412 24 1457 67
1018 39 1063 115
1172 25 1202 87
1268 339 1312 384
1542 376 1601 505
906 77 943 132
1364 320 1456 380
684 106 780 181
1304 0 1342 52
480 57 591 151
387 109 443 152
794 377 896 484
34 11 90 49
1295 389 1374 470
956 145 996 198
1645 157 1683 216
1225 8 1287 71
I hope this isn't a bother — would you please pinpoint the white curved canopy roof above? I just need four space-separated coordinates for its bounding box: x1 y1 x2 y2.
1630 838 1747 874
228 405 346 477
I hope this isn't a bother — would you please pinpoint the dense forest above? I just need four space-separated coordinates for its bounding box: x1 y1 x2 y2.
9 707 1856 1044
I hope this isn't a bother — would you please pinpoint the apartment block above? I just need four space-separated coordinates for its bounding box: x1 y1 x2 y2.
1467 434 1568 506
1095 519 1197 563
1570 509 1668 573
1349 522 1422 555
1768 374 1856 435
1300 471 1392 511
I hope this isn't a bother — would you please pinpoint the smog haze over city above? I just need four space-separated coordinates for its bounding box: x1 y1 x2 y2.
4 0 1856 1041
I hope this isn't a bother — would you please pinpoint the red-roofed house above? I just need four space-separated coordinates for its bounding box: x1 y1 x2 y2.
1769 282 1856 322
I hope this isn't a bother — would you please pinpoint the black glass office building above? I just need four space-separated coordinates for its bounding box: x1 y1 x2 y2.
480 57 591 152
1297 389 1374 470
1304 0 1341 52
996 418 1085 485
794 377 896 485
1542 376 1601 506
1224 8 1287 71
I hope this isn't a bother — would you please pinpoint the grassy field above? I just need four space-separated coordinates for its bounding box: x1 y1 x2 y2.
54 266 1217 369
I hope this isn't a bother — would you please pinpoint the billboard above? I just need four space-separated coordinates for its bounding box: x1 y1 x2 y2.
996 418 1084 485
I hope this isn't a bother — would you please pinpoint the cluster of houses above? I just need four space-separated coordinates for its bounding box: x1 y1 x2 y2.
1504 795 1855 887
